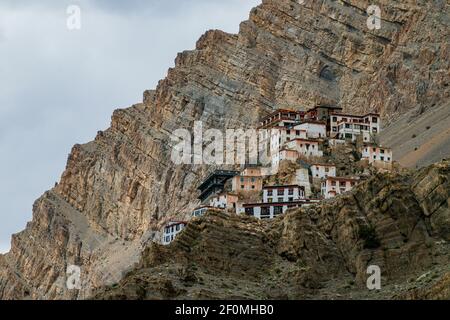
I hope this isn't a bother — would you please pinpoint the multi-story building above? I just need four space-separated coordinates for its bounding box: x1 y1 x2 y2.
294 121 327 139
263 185 306 203
242 200 319 219
271 148 299 167
197 170 240 202
162 221 187 245
361 145 393 164
284 138 323 158
231 174 263 192
192 206 215 217
209 192 239 212
258 109 304 129
305 105 343 123
330 113 381 142
310 163 337 179
321 177 360 199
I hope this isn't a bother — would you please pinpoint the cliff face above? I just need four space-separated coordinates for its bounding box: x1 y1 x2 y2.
94 161 450 300
1 0 449 299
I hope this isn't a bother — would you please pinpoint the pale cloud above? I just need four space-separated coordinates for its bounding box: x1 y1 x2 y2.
0 0 261 253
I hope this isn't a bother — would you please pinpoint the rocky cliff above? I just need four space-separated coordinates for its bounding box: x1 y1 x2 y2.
94 161 450 300
1 0 449 299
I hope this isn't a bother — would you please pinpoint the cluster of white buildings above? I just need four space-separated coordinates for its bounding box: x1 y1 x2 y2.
162 106 393 244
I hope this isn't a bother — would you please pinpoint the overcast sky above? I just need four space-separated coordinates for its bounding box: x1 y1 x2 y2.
0 0 261 254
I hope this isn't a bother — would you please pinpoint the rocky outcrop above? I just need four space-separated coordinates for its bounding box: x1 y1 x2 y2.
1 0 449 299
94 161 450 300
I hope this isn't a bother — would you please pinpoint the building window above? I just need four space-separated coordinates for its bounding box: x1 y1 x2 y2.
261 207 270 216
245 207 254 216
277 189 283 196
372 117 378 123
274 206 283 215
288 188 294 195
332 117 337 122
252 185 255 189
277 198 283 203
288 197 293 202
241 185 245 189
296 130 300 136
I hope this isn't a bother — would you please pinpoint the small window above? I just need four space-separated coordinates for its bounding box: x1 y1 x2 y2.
274 206 283 215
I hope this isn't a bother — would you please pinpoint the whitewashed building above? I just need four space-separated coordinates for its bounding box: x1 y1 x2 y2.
258 109 304 129
285 138 323 158
209 193 239 212
330 113 380 141
321 177 360 199
162 221 187 245
311 163 337 179
294 121 327 139
243 200 319 219
263 185 306 203
271 148 299 168
192 206 215 217
361 145 393 164
295 168 312 198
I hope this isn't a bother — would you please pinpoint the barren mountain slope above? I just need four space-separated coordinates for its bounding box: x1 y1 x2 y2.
94 161 450 300
1 0 449 299
380 101 450 168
